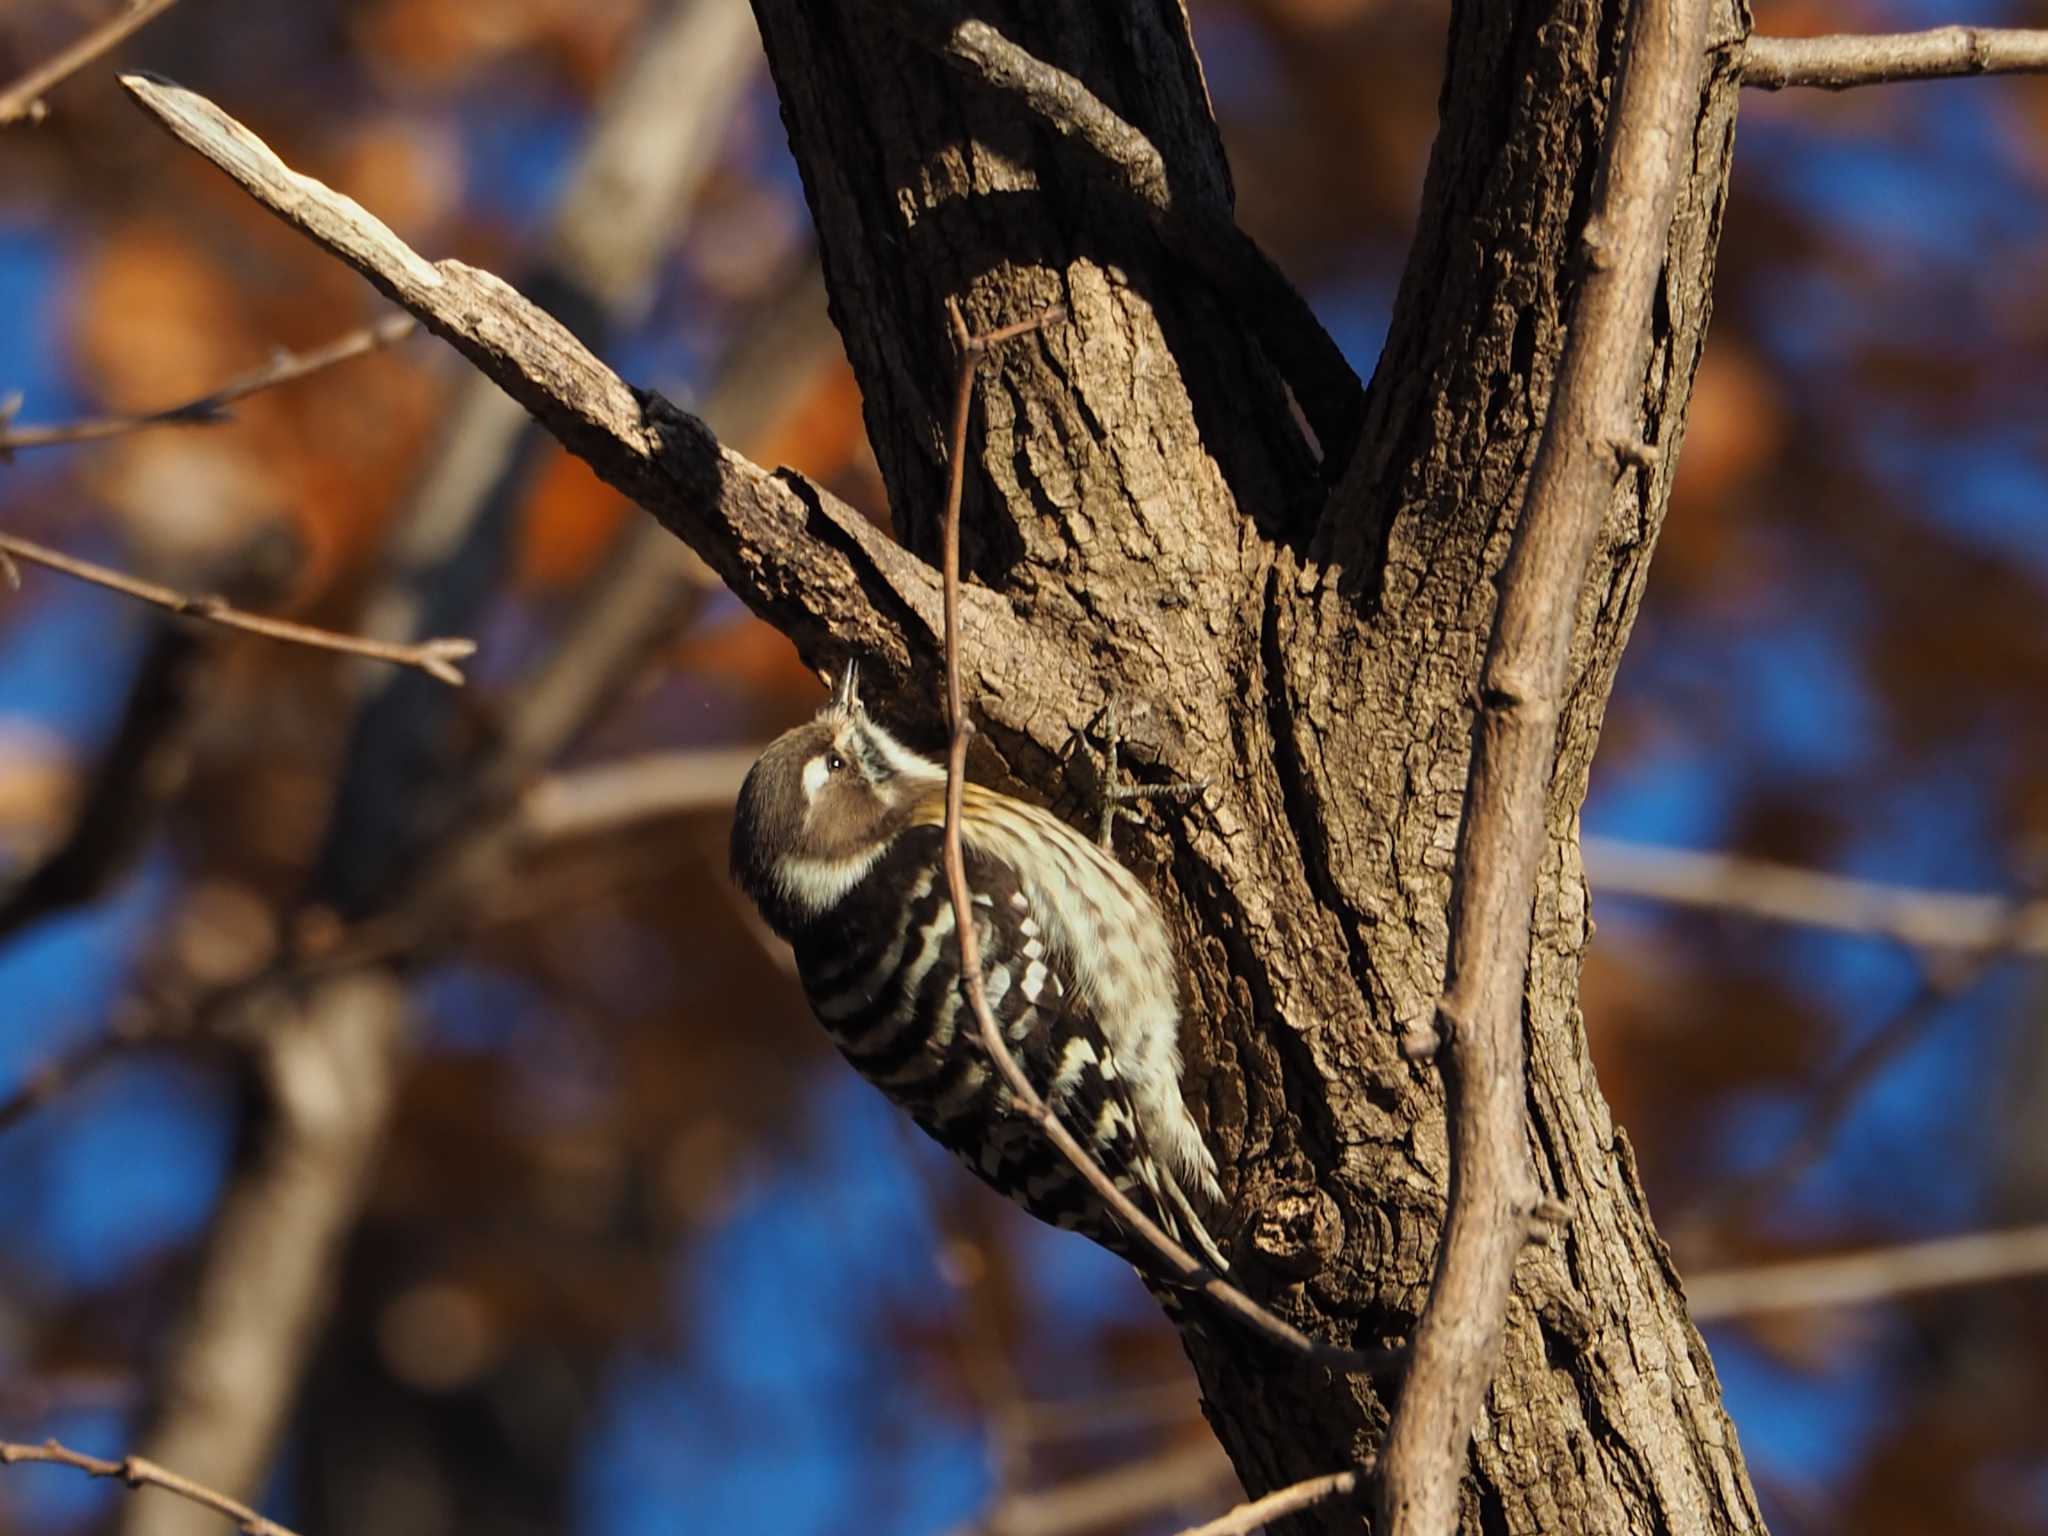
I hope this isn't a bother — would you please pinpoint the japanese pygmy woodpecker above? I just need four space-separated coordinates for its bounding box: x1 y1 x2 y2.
729 666 1225 1278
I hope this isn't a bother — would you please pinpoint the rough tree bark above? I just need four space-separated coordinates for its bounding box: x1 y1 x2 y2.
745 0 1762 1530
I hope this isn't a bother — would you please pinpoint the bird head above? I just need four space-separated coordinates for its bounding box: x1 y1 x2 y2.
730 662 944 932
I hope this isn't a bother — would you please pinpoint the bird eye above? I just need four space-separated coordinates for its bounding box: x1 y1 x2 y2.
826 752 847 773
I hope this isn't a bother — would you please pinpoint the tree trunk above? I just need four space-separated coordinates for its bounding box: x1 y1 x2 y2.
749 0 1764 1528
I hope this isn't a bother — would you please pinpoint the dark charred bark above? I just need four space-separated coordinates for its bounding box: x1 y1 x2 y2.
748 0 1763 1530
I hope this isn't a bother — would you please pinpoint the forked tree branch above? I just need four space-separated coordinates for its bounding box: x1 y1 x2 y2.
0 315 417 454
1742 26 2048 90
1378 0 1711 1525
0 531 475 683
0 1437 300 1535
115 71 1052 707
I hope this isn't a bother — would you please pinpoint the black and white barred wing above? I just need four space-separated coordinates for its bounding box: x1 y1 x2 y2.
788 827 1204 1276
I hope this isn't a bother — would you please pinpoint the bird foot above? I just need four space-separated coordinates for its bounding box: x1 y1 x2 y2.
1087 700 1207 850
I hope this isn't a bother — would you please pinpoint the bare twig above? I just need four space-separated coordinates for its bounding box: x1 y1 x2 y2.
862 0 1361 466
0 1437 301 1536
0 315 417 454
1686 1222 2048 1319
0 0 179 125
0 531 475 684
1585 838 2048 955
957 1400 1363 1536
1741 26 2048 91
1169 1468 1367 1536
1376 0 1711 1527
932 301 1385 1377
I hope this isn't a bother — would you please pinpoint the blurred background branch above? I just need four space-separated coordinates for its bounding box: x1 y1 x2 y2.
0 0 178 125
1687 1222 2048 1318
1586 838 2048 956
0 314 418 455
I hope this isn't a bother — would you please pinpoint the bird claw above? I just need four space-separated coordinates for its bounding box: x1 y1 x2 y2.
1087 700 1207 849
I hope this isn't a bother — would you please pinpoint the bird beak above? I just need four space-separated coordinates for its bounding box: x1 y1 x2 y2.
830 660 862 715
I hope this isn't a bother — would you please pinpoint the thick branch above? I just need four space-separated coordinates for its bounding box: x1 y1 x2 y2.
131 975 406 1530
1377 0 1712 1527
109 22 779 1530
519 747 759 844
117 71 1040 699
1742 26 2048 91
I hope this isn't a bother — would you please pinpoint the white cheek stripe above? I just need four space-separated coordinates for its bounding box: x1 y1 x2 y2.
775 847 883 915
800 754 829 802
